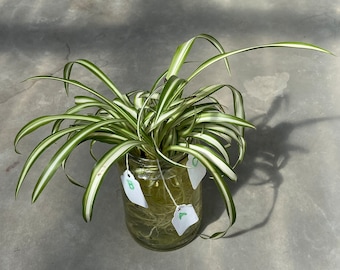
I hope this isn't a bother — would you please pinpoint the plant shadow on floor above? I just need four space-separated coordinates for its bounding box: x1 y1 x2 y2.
200 94 340 238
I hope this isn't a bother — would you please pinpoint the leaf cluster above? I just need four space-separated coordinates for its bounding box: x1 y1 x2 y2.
14 34 332 238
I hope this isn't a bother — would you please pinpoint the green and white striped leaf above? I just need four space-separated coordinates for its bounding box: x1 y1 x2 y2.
195 124 247 167
29 77 138 132
51 101 116 134
14 114 101 153
133 91 147 109
28 76 116 106
31 119 120 202
189 132 230 163
226 85 246 135
83 140 143 221
184 84 226 107
150 70 168 92
181 111 254 130
63 59 131 105
187 42 333 82
166 103 221 131
15 126 85 197
155 75 186 121
112 98 138 120
179 143 237 181
167 33 230 79
166 144 236 238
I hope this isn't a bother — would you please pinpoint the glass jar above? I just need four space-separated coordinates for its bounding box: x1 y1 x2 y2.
118 155 202 251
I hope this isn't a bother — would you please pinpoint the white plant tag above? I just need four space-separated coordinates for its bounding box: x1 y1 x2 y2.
187 154 206 189
172 204 199 236
121 170 148 208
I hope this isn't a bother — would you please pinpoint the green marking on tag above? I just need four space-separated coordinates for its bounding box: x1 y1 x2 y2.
179 212 187 220
192 157 199 167
127 179 135 190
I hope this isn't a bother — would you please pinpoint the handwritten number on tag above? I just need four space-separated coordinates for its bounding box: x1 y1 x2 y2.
187 155 206 189
172 204 199 236
121 170 148 208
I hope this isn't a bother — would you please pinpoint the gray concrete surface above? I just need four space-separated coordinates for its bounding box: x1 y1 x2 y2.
1 1 339 269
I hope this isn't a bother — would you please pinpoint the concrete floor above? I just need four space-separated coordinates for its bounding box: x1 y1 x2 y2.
1 0 340 269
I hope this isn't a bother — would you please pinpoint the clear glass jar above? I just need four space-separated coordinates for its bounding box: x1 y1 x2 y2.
118 155 202 251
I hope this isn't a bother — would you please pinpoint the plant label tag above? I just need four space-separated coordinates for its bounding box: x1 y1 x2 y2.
171 204 199 236
187 154 206 189
121 170 148 208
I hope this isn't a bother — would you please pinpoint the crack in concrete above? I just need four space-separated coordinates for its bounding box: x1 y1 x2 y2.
0 42 72 105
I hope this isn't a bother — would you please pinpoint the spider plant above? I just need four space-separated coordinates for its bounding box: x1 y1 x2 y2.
14 34 332 239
